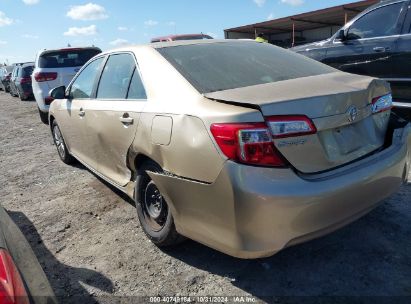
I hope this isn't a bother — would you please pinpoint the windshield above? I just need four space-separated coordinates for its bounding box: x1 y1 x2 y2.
158 41 335 93
38 48 101 68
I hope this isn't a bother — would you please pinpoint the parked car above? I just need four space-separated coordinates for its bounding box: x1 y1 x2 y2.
0 204 57 303
0 66 13 92
9 63 23 97
11 62 35 101
151 33 213 43
32 46 102 124
48 40 410 259
291 0 411 119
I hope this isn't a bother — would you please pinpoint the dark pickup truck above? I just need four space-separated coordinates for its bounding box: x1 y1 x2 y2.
292 0 411 119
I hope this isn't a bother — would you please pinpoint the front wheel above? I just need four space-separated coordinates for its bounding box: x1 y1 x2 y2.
134 161 184 247
51 120 73 164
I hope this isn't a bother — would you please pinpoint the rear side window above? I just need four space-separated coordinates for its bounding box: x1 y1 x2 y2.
97 53 136 99
347 2 404 39
38 49 101 68
127 69 147 99
158 42 335 93
70 57 104 99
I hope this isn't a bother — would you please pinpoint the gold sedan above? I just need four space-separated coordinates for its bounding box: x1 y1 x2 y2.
48 40 411 258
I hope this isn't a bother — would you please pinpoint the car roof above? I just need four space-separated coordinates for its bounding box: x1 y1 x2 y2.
21 62 34 68
104 39 257 54
363 0 407 14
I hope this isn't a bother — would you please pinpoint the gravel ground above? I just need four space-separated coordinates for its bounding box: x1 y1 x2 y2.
0 91 410 304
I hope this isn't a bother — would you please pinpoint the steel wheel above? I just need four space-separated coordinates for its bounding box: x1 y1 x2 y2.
142 181 168 232
135 161 184 246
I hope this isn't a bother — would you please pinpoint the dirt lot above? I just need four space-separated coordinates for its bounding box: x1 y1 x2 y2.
0 91 410 303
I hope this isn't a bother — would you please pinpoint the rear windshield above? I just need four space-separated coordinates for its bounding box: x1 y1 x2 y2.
22 65 34 76
157 41 335 93
38 49 101 68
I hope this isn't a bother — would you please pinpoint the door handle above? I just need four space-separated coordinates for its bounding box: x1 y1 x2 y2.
79 108 85 117
373 46 390 53
119 113 134 125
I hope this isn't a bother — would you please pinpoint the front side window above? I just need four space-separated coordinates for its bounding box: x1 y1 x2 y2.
97 53 136 99
70 57 104 99
347 3 404 39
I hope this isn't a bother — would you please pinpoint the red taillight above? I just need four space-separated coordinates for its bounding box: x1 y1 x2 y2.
44 96 54 105
0 249 29 304
210 115 317 167
372 94 393 114
266 115 317 138
34 72 57 82
210 123 286 167
20 77 31 84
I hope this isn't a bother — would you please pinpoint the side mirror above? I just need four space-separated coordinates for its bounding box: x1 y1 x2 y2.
49 86 66 100
335 29 347 41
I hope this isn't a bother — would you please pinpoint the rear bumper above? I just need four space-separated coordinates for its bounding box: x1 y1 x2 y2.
150 124 411 259
32 86 49 112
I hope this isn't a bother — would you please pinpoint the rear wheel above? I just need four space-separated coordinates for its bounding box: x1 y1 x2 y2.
17 90 26 101
134 161 184 247
38 107 49 125
51 120 73 164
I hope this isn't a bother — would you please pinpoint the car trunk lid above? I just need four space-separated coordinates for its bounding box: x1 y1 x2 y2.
204 72 392 173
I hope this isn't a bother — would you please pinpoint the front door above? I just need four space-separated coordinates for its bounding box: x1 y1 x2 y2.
324 1 407 79
59 56 105 169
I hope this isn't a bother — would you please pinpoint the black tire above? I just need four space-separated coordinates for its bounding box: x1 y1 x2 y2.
51 120 74 164
18 90 26 101
134 161 184 247
38 107 49 125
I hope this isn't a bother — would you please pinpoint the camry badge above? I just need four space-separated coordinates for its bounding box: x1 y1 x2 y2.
347 105 358 122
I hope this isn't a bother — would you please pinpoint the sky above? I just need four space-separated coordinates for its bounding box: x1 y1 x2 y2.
0 0 359 64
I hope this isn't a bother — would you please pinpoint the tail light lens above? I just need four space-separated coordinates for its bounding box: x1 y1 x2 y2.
266 115 317 138
20 77 31 84
34 72 57 82
210 123 286 167
44 96 54 105
211 115 317 167
372 94 393 114
0 249 29 304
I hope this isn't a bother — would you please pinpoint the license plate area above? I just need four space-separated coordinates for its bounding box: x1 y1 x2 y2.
333 124 362 155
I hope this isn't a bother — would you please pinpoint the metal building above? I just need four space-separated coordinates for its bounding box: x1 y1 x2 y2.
224 0 378 48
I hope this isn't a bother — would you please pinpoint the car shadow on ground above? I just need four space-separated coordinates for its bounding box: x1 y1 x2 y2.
162 184 411 299
8 211 114 304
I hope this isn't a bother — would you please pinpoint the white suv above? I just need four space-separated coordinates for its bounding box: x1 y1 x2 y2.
32 47 101 124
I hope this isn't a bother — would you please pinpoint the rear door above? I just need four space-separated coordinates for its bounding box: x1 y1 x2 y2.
324 1 407 78
84 52 147 186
